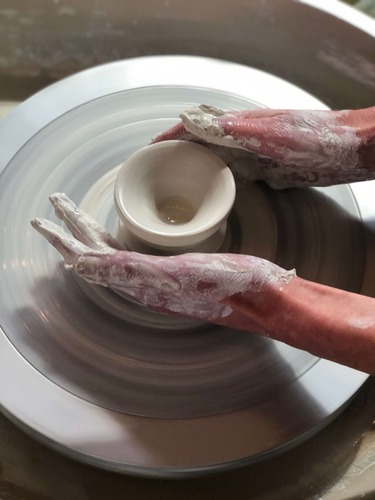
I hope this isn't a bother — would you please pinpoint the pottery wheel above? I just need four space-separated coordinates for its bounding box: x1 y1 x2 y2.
0 56 371 476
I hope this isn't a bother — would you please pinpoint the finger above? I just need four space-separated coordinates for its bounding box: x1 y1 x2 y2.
180 106 290 157
30 218 94 266
152 105 229 144
49 193 121 251
151 122 195 143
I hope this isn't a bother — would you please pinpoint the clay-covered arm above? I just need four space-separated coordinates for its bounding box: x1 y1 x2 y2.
152 106 375 189
31 194 375 374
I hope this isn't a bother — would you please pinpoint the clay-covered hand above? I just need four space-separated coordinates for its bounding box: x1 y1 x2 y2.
31 194 375 374
152 106 375 188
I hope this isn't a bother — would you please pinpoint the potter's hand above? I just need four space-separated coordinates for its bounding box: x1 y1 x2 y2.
31 194 295 323
32 194 375 374
152 106 375 189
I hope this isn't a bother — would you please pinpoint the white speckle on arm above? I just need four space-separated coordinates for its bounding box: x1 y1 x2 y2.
347 317 375 330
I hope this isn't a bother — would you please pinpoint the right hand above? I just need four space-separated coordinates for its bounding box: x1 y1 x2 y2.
152 105 375 189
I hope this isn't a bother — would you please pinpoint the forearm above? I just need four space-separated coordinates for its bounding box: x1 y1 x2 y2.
218 277 375 374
